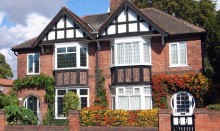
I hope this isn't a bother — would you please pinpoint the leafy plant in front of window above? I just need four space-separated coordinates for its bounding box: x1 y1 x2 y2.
152 73 210 108
94 69 108 108
4 105 37 125
63 91 80 116
0 94 18 109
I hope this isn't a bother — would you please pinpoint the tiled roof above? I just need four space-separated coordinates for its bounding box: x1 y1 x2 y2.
0 79 13 86
12 38 37 51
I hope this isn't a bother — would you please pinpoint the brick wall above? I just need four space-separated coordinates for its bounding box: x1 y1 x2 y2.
5 125 68 131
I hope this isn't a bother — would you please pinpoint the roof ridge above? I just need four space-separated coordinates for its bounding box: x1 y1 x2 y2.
143 7 205 32
81 12 109 19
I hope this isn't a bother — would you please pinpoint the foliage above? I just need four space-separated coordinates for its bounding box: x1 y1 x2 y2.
94 69 108 108
4 105 37 125
0 53 13 78
0 94 18 109
13 74 55 108
83 105 107 111
152 73 210 108
80 109 158 127
43 109 68 126
63 91 80 116
207 104 220 111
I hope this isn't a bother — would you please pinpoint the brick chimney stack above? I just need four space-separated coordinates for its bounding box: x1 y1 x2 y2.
110 0 123 12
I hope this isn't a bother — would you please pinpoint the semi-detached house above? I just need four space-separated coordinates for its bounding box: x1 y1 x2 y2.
11 0 205 120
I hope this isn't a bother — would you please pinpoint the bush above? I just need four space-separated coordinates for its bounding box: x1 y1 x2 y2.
207 104 220 111
63 92 80 116
43 109 68 126
0 95 18 109
80 109 158 127
4 105 38 125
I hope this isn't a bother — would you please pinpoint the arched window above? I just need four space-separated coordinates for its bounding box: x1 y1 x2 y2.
24 96 40 116
171 91 195 116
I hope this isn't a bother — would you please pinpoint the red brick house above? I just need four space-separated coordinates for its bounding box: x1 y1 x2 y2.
11 0 205 120
0 79 13 95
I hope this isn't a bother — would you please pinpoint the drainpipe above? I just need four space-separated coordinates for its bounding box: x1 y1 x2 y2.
39 45 45 54
95 41 101 95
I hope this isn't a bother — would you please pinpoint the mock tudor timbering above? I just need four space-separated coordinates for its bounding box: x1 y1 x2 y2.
12 0 205 119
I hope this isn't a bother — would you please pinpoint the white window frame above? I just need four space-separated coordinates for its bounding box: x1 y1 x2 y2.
54 43 88 70
111 85 152 110
111 37 151 67
27 53 40 75
55 88 89 119
169 41 188 67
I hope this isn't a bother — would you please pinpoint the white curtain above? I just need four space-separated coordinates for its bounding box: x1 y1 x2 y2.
130 96 141 110
133 42 140 63
118 96 129 110
171 44 178 65
125 43 132 64
145 96 151 109
179 42 186 65
117 43 124 64
143 43 150 63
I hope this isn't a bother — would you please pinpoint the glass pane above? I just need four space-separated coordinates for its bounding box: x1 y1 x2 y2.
112 46 115 64
117 43 124 64
118 96 129 110
179 42 186 65
80 47 87 67
57 97 64 116
144 43 150 63
144 87 151 94
111 88 116 95
134 88 140 94
28 55 34 73
133 42 140 63
57 53 76 68
34 53 39 73
145 96 151 109
57 47 66 53
125 43 132 64
119 88 124 94
171 44 178 65
27 96 38 115
58 90 66 95
67 47 76 52
80 89 88 95
112 97 115 110
125 88 133 94
81 97 87 108
130 96 141 110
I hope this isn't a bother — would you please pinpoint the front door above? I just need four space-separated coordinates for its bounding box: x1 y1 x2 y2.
24 96 40 116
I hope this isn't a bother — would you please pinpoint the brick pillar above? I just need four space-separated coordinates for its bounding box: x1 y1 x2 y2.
69 110 80 131
159 109 171 131
0 110 5 131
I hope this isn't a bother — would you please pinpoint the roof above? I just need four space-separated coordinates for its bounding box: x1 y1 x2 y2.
0 79 13 86
12 38 36 51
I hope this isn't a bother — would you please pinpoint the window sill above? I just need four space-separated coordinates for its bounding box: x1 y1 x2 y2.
54 67 89 70
110 64 152 68
169 65 189 68
26 73 40 76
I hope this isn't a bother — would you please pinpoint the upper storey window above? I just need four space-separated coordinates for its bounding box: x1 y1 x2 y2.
27 53 40 74
55 43 88 69
169 41 187 67
111 37 151 66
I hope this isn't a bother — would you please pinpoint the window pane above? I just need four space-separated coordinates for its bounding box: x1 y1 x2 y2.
34 53 39 73
67 47 76 52
144 43 150 63
125 88 133 94
111 88 116 95
117 43 124 64
57 97 64 116
112 97 115 110
81 97 87 108
145 96 151 109
125 43 132 64
112 46 114 64
28 55 33 73
133 42 140 63
134 88 140 94
144 87 151 94
80 89 88 95
80 47 87 67
179 42 186 65
58 90 66 95
119 88 124 94
118 96 129 110
57 53 76 68
171 44 178 65
130 96 141 110
57 47 66 53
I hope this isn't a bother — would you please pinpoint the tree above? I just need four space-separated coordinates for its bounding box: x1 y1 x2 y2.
63 91 80 116
0 53 13 79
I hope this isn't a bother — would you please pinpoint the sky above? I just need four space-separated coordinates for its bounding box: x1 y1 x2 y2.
0 0 220 79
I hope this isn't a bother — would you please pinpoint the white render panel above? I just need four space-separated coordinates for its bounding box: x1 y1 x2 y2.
129 23 138 32
57 30 65 39
173 118 179 125
66 30 74 38
187 117 193 125
48 31 55 40
107 25 116 35
118 24 126 33
180 117 186 125
118 10 126 22
66 18 74 28
128 10 137 21
76 29 83 38
57 18 65 29
140 22 149 32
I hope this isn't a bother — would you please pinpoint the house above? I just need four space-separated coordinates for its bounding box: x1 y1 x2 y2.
0 79 13 95
11 0 205 120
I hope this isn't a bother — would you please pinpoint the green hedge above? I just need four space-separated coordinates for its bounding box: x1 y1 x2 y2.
80 109 158 127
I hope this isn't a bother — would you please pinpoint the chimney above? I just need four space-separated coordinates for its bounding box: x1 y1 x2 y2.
110 0 123 12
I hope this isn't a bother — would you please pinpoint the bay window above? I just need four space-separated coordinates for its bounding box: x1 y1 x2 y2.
169 41 187 67
55 43 88 69
27 53 40 74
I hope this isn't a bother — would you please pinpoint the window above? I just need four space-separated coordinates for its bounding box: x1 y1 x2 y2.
55 43 88 69
111 86 152 110
112 38 151 66
27 53 39 74
55 88 89 119
170 42 187 67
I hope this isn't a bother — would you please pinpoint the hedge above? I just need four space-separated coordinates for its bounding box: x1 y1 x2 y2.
80 109 158 127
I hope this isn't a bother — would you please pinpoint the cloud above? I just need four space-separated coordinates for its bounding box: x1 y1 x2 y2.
0 11 5 25
0 13 51 79
217 0 220 10
0 0 67 24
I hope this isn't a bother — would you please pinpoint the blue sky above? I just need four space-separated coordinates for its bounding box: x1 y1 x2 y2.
0 0 220 79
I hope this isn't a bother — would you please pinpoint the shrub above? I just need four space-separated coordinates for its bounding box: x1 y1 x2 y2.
4 105 38 125
43 109 68 126
63 92 80 116
207 104 220 111
80 109 158 127
152 73 210 108
0 95 18 109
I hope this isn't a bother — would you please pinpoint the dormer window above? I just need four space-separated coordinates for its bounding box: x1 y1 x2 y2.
27 53 40 74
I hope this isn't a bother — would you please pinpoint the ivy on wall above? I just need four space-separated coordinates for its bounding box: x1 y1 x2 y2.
152 73 210 108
